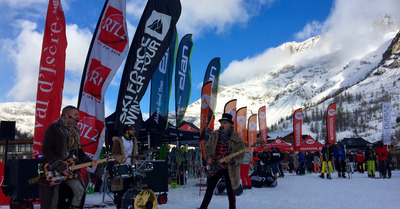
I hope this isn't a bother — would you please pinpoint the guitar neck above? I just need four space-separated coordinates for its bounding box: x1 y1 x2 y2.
71 158 108 171
218 148 250 163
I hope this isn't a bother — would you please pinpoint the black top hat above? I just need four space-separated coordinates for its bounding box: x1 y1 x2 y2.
219 113 234 125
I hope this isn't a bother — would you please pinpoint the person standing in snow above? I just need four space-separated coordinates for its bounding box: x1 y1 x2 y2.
355 150 365 173
374 141 388 179
270 147 281 178
333 142 347 178
240 148 252 189
365 144 376 178
297 151 306 175
319 142 334 179
199 113 245 209
347 150 355 174
313 151 321 173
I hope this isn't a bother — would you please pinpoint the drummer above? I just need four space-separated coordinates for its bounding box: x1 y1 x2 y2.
111 124 138 208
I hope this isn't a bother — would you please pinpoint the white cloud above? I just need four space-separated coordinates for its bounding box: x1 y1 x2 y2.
295 21 323 40
65 24 92 72
6 20 42 101
178 0 268 35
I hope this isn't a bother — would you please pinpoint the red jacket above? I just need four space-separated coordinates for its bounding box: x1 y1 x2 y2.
375 146 388 161
355 153 365 163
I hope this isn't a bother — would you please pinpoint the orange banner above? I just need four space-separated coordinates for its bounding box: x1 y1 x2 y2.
258 106 267 145
236 107 247 144
248 114 257 147
224 99 237 131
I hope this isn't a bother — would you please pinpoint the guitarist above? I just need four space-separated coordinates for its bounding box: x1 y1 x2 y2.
39 105 98 209
199 113 244 209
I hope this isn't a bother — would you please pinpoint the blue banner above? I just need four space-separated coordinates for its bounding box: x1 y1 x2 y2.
175 34 193 126
149 28 178 131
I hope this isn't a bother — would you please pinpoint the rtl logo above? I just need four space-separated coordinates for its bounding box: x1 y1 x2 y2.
83 59 111 100
99 6 127 53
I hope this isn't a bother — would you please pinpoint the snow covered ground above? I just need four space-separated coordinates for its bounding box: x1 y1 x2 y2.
33 170 399 209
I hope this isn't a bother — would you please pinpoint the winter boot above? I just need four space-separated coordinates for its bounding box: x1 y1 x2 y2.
319 173 324 179
338 172 342 178
342 172 346 178
327 173 331 179
273 174 277 179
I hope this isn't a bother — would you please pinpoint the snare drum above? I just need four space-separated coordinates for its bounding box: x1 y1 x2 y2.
113 164 133 178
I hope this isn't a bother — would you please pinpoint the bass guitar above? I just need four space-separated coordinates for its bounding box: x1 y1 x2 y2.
44 157 113 186
207 148 250 177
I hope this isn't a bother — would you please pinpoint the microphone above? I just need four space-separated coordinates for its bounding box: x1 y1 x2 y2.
69 115 79 122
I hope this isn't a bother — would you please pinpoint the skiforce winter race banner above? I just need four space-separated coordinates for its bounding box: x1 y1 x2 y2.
203 57 221 131
149 28 178 132
382 102 392 145
224 99 237 131
248 114 257 147
77 0 129 158
326 103 336 145
237 107 248 144
33 0 67 157
258 106 267 145
199 81 212 159
293 108 303 151
175 34 193 126
114 0 182 135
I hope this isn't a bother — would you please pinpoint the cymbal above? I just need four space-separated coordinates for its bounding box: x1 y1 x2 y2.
128 154 146 158
141 148 159 153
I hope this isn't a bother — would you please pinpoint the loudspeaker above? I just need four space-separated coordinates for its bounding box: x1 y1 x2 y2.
6 159 41 200
0 121 16 140
141 160 168 193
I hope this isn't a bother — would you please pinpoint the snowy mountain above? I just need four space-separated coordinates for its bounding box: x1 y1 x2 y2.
174 30 400 144
2 24 400 144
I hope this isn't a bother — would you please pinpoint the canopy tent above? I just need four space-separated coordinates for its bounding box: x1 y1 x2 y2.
267 136 294 152
299 135 324 151
105 112 207 147
339 137 370 149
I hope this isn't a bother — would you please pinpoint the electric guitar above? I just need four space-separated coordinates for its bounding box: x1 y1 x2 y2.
207 148 250 177
44 157 113 186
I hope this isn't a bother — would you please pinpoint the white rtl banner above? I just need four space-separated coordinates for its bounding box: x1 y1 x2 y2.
382 102 392 145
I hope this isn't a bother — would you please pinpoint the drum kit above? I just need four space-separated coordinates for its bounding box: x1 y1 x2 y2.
109 151 158 209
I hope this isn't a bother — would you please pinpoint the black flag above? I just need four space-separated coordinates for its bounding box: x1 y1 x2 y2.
114 0 181 135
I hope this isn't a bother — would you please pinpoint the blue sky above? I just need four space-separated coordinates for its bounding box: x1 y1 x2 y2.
1 0 398 118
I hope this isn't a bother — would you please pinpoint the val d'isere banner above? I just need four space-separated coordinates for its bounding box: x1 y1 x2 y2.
293 108 303 151
149 28 178 132
258 106 267 145
326 103 336 145
33 0 67 157
248 114 257 147
224 99 237 131
77 0 129 159
202 57 221 131
199 81 212 159
236 107 248 145
175 34 193 126
382 102 392 145
114 0 182 135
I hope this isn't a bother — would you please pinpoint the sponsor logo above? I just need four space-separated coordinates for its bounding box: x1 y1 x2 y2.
295 112 303 120
78 111 104 143
99 6 128 53
83 59 111 100
306 139 315 144
259 111 266 119
276 139 282 143
226 110 236 120
249 122 257 131
237 116 246 127
201 94 210 109
178 45 190 91
145 10 171 41
327 108 336 116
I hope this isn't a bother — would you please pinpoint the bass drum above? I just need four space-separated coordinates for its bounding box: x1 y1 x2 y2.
134 189 157 209
121 189 140 209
